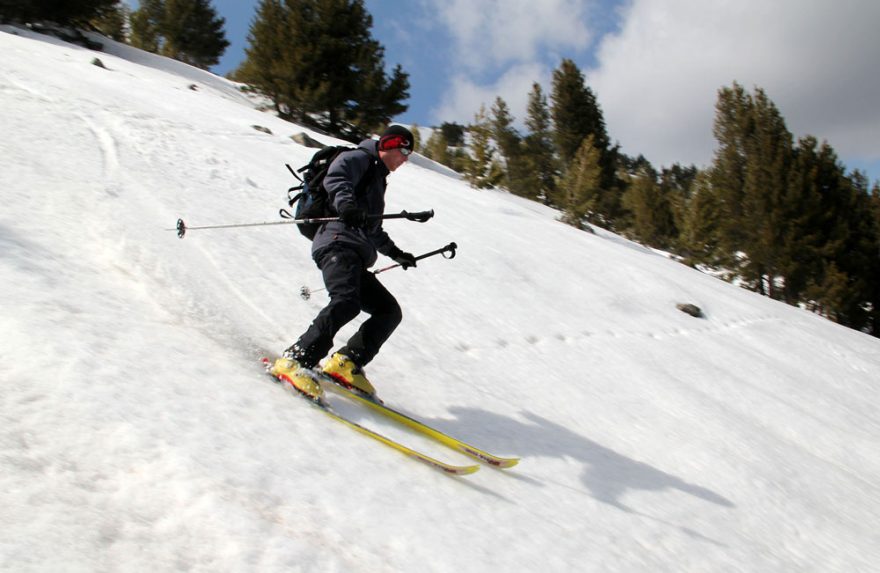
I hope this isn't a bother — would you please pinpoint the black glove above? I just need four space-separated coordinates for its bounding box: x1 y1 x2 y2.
389 247 417 270
340 206 367 228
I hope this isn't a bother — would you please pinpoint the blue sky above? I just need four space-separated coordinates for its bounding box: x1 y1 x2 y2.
127 0 880 185
205 0 625 128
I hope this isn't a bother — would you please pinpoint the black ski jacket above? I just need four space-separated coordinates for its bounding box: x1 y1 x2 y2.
311 139 398 268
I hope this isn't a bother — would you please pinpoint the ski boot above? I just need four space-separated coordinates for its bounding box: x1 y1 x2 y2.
322 353 376 397
270 356 323 400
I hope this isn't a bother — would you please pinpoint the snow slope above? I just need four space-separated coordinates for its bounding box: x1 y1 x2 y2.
2 27 880 572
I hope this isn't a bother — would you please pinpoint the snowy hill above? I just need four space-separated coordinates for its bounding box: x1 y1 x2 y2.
2 26 880 572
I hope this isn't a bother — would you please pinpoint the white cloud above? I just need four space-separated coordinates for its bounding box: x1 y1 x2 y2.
426 0 594 72
424 0 600 128
431 63 549 127
586 0 880 169
423 0 880 178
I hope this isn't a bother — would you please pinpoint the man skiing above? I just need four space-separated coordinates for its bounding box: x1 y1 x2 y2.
271 125 418 400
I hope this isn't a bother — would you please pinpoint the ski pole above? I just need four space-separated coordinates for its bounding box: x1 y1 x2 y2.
300 242 457 300
168 209 434 239
371 241 457 274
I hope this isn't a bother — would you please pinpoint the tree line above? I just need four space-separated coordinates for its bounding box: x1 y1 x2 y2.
424 61 880 336
1 1 229 68
2 0 409 140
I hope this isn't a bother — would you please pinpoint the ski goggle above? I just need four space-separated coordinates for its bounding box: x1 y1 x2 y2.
379 134 412 154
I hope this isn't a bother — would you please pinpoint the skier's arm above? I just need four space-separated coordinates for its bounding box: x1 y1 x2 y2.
324 152 370 215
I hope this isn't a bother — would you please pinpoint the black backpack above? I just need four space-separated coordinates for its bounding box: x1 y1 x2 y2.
285 146 374 240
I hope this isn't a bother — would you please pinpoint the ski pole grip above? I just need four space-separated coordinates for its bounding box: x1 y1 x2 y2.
404 209 434 223
415 242 457 261
372 209 434 223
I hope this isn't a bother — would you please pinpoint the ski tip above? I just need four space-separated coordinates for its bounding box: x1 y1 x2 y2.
446 464 480 476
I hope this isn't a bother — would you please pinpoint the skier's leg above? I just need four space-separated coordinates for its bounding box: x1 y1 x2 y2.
339 271 402 366
287 248 363 366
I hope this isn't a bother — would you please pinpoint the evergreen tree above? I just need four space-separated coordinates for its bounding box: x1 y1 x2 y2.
740 87 793 297
90 1 126 41
558 135 602 229
708 83 879 335
550 59 622 227
869 182 880 333
129 0 163 52
129 0 228 69
778 135 826 303
1 0 119 26
622 163 677 248
490 97 533 199
709 82 752 256
524 82 557 206
660 163 698 249
822 167 880 332
710 83 793 296
464 105 503 189
238 0 409 139
440 122 465 147
421 125 470 173
679 170 726 268
550 59 609 164
422 129 451 167
230 0 286 109
161 0 229 69
409 124 421 152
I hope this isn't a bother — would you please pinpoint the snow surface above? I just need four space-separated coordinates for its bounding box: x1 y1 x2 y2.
2 26 880 573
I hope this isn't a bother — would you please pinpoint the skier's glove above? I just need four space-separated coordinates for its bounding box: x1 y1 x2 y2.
340 206 367 228
389 247 417 270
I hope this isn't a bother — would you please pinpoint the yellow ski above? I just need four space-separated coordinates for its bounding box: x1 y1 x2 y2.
263 358 479 475
321 375 520 469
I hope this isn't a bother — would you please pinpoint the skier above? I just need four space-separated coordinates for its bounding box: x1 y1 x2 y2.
271 125 418 399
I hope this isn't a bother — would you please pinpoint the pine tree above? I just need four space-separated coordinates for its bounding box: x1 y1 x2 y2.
660 163 698 250
231 0 286 109
409 124 421 152
558 135 602 229
740 87 793 297
129 0 163 52
710 82 752 256
129 0 228 69
90 1 126 41
869 182 880 333
622 163 676 248
828 168 880 332
161 0 229 69
679 170 726 268
779 135 826 303
524 82 557 206
423 129 451 167
550 59 609 164
440 122 465 147
238 0 409 139
490 97 533 199
710 83 793 296
1 0 120 26
550 59 622 227
464 105 503 189
705 81 878 334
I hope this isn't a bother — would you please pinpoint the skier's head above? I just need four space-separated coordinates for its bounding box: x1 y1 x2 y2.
378 124 414 172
